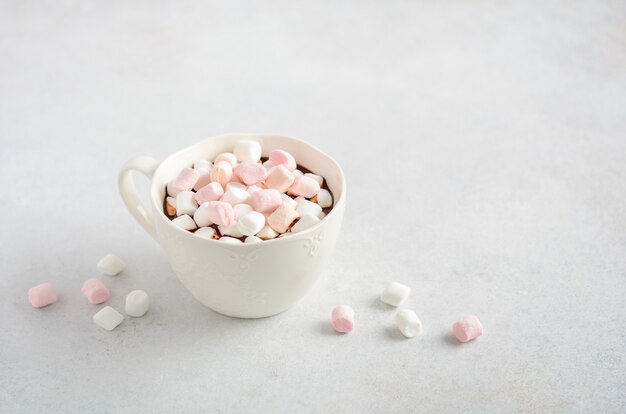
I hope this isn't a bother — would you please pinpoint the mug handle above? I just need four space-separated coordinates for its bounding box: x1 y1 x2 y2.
118 156 161 239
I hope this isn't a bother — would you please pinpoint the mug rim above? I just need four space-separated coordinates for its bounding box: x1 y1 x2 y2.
149 133 346 246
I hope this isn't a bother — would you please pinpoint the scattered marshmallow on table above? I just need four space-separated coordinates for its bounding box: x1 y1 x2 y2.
125 290 150 317
97 254 125 276
93 306 124 331
380 282 411 307
27 283 58 308
452 315 483 343
396 309 423 338
82 278 110 305
332 305 355 333
291 214 321 233
176 191 198 216
172 214 197 231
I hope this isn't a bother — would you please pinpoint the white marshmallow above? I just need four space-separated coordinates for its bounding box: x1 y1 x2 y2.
176 191 199 216
193 203 214 227
296 198 322 218
219 236 242 244
234 140 262 163
245 235 262 243
380 282 411 307
281 194 298 210
166 181 179 197
293 169 303 176
226 182 247 192
237 211 266 236
97 254 125 276
193 170 213 191
262 160 274 169
247 184 264 194
316 188 333 208
220 187 250 206
93 306 123 331
172 214 197 231
257 225 278 240
304 173 323 186
319 211 326 220
166 196 177 208
194 227 216 239
125 290 150 317
233 203 253 220
395 309 422 338
291 214 321 233
219 223 244 238
193 159 212 171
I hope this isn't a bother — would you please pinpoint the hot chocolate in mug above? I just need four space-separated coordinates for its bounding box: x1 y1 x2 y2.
118 133 346 318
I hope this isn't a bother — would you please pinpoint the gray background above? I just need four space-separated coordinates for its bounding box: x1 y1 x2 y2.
1 1 625 413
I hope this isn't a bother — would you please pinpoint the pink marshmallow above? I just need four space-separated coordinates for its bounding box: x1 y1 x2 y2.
193 173 213 191
250 189 283 214
82 278 110 305
27 283 58 308
332 305 354 333
169 168 200 195
210 161 233 187
265 165 295 193
267 204 300 233
204 201 235 226
195 182 224 204
214 152 237 167
289 175 320 198
269 149 296 171
452 315 483 343
234 162 268 185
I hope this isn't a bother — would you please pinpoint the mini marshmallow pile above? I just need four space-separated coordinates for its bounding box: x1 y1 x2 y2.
331 281 483 343
27 253 150 331
164 140 333 243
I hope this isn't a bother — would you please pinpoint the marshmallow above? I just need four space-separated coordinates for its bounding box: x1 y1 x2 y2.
167 167 200 197
245 235 262 243
396 309 422 338
267 204 300 233
195 182 224 204
237 211 266 236
380 282 410 307
82 278 110 305
220 186 251 206
281 193 297 210
452 315 483 343
210 161 233 187
214 152 237 167
193 170 213 191
97 254 125 276
304 173 323 186
291 214 321 233
226 182 247 192
262 160 274 169
234 140 262 163
176 190 198 216
257 225 278 240
289 175 320 198
319 211 326 220
314 188 333 208
296 198 322 218
332 305 354 333
250 189 282 214
269 149 296 171
247 184 264 194
172 214 197 231
165 196 177 216
193 203 214 227
219 236 242 244
234 162 268 185
233 203 253 220
93 306 123 331
27 283 58 308
204 201 235 227
194 226 217 239
293 169 303 176
219 222 244 238
193 159 212 171
125 290 150 317
265 165 296 192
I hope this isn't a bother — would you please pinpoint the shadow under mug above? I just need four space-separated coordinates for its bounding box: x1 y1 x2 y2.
118 133 346 318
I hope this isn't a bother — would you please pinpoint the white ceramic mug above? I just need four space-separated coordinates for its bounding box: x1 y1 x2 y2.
118 133 346 318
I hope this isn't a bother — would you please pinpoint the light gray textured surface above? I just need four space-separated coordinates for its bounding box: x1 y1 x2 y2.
1 1 626 413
